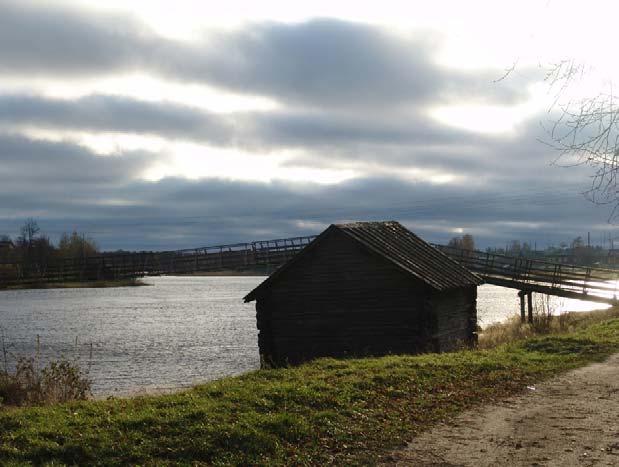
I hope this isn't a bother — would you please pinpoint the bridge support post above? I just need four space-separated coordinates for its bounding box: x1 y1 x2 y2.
517 290 534 324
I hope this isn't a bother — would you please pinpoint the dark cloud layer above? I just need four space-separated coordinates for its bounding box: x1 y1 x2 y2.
0 133 153 184
0 1 147 76
0 91 570 184
0 133 607 251
0 94 235 145
0 93 477 151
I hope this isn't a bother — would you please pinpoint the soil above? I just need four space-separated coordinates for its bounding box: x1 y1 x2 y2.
383 354 619 466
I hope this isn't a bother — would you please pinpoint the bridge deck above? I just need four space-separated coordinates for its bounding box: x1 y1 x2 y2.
434 245 619 305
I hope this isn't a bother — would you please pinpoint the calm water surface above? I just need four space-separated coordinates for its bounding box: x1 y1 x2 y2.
0 276 609 396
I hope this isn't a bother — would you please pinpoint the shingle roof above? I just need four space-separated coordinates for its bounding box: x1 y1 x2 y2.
336 221 482 291
244 220 481 302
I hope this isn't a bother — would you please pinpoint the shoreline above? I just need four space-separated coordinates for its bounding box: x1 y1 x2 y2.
0 278 148 291
167 270 268 277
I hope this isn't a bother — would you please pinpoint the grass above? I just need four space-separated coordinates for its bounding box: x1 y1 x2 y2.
1 317 619 466
478 302 619 348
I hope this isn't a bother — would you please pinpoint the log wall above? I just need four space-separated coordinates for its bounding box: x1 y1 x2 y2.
427 287 477 351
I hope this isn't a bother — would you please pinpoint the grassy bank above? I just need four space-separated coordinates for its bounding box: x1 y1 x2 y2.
0 278 147 291
2 319 619 465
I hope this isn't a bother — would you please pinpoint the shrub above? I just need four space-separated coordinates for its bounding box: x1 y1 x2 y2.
0 333 92 407
0 356 92 407
530 294 555 334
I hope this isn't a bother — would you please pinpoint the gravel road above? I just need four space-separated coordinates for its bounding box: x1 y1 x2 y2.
383 354 619 466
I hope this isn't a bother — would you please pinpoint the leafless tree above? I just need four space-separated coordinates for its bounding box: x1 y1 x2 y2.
541 60 619 219
17 218 40 248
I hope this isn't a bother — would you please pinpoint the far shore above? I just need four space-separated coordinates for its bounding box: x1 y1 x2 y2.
0 278 148 291
167 270 268 277
0 272 266 290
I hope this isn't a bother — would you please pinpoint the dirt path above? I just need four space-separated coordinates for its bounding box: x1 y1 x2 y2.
383 354 619 466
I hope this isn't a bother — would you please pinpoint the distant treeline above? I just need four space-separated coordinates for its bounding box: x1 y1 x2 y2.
447 233 616 267
0 218 98 270
487 236 617 267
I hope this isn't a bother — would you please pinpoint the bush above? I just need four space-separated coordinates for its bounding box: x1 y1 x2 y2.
0 356 92 407
0 333 92 407
530 294 555 333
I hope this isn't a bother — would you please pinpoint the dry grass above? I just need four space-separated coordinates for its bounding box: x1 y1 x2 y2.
479 303 619 349
0 358 92 407
0 334 92 408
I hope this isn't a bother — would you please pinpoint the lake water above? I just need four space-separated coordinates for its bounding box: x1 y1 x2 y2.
0 276 609 396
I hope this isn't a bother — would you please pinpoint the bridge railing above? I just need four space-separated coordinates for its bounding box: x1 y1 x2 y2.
434 244 619 298
155 235 317 275
0 251 157 286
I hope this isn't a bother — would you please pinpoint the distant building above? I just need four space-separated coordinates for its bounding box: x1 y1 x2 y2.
244 221 482 366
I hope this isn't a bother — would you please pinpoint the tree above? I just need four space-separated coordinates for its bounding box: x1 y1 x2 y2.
448 234 475 251
58 231 99 258
461 234 475 251
507 240 521 256
16 218 40 249
0 234 13 261
14 219 55 277
571 236 584 249
499 45 619 219
541 60 619 218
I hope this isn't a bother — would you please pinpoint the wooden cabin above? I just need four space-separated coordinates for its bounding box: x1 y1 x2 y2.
244 221 482 366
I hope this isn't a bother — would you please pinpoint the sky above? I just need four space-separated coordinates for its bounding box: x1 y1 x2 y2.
1 0 618 251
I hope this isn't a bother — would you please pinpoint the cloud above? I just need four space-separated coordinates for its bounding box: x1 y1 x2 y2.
166 19 532 108
165 19 443 108
0 133 157 181
0 2 531 108
0 93 478 151
0 90 598 200
0 1 148 77
0 94 235 145
0 133 161 219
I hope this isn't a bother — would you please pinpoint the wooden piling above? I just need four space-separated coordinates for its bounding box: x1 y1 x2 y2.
519 290 526 323
527 291 533 324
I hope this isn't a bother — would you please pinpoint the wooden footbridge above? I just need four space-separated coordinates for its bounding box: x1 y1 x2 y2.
434 244 619 322
0 236 317 287
2 234 618 319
